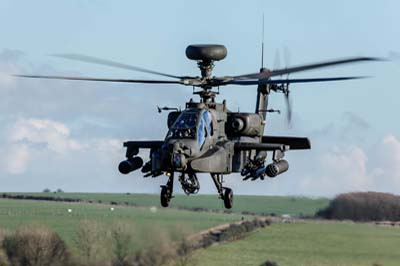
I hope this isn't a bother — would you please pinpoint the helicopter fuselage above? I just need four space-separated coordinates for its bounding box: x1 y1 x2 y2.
151 99 266 174
117 95 282 181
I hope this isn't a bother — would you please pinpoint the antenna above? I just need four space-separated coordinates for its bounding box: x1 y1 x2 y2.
261 14 265 69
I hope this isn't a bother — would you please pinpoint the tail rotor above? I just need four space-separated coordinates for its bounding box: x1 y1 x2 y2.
283 47 292 127
272 47 293 127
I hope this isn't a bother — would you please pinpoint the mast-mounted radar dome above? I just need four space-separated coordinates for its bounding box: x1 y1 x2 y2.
186 44 227 62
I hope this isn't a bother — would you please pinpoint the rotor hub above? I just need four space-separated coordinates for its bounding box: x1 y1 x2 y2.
197 60 214 79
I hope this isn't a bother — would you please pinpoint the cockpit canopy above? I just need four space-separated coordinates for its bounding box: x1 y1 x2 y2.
167 109 213 148
168 111 198 139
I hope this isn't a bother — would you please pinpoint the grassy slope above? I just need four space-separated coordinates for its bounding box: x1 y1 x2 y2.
193 222 400 266
6 193 330 216
2 194 399 265
0 198 244 252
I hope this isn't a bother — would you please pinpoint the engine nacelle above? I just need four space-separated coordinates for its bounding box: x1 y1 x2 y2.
231 118 245 132
265 160 289 178
227 113 263 137
118 157 144 174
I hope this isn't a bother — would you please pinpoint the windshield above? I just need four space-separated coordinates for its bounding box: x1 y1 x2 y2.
198 117 205 147
166 110 213 144
203 110 213 136
197 110 213 148
167 112 198 139
174 112 198 129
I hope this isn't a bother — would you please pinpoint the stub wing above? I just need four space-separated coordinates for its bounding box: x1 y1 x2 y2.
123 141 164 149
234 136 311 152
123 141 164 161
262 136 311 150
234 142 288 152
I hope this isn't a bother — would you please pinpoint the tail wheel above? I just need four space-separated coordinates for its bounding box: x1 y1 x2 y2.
223 188 233 209
160 186 171 207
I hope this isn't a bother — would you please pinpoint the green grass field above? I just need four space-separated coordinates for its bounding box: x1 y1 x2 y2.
0 198 244 253
192 221 400 266
5 192 330 216
1 194 399 265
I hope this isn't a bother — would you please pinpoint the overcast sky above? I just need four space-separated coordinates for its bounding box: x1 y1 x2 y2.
0 0 399 196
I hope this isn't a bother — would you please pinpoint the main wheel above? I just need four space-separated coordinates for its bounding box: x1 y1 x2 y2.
223 188 233 209
160 186 171 207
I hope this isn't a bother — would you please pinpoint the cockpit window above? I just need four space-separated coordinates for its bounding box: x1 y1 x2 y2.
166 110 213 145
174 112 198 129
167 112 198 139
197 117 205 147
203 111 213 136
197 110 213 148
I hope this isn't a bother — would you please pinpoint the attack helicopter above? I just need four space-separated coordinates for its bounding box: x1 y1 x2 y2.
16 44 379 209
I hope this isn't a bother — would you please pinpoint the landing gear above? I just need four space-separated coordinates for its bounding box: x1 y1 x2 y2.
211 173 233 209
160 186 171 207
223 187 233 209
160 172 174 207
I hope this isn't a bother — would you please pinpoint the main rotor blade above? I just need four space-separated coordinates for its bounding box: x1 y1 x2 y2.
232 57 381 80
51 53 185 79
14 74 184 84
226 76 367 86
